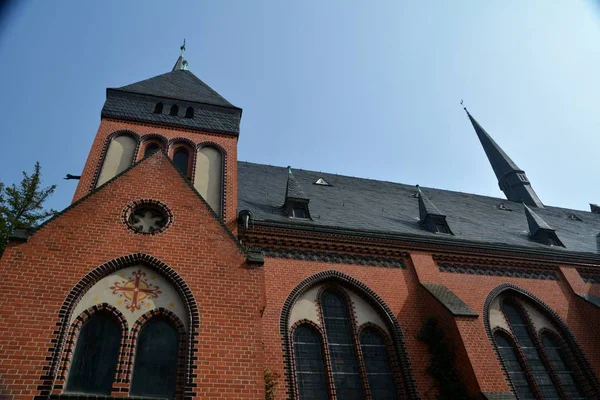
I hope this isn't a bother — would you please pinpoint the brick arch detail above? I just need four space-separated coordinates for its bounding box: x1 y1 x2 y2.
139 133 169 158
126 308 187 396
90 129 141 191
40 253 200 399
56 303 129 392
195 141 227 220
279 270 419 399
483 283 600 396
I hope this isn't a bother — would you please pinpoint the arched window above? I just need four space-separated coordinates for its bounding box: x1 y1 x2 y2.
489 295 589 399
143 142 162 158
541 333 584 399
169 104 179 116
185 106 194 118
493 332 536 400
321 290 364 399
96 134 137 187
154 102 163 114
131 319 179 398
194 146 223 215
65 314 121 395
293 325 328 400
360 329 397 400
173 147 191 178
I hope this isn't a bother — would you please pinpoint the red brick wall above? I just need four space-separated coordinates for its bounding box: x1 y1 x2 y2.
0 154 263 399
73 119 239 229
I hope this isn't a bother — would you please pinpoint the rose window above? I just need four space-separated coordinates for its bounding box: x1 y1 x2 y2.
123 201 172 234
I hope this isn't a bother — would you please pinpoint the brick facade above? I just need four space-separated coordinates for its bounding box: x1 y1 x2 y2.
1 82 599 400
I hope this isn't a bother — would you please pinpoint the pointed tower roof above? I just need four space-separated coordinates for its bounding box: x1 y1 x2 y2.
523 203 563 246
102 42 242 135
464 107 544 208
416 185 452 234
465 110 521 178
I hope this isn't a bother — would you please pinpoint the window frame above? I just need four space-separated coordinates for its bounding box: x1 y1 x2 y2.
169 142 195 179
288 286 403 400
492 297 588 399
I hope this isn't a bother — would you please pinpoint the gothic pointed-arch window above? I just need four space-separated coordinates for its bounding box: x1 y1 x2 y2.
169 104 179 116
130 318 180 398
173 146 191 178
65 313 122 395
96 133 137 187
360 329 397 400
292 324 329 400
489 295 588 399
185 106 194 118
194 146 223 215
288 284 403 400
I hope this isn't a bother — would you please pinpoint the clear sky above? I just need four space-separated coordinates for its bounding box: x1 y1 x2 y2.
1 0 599 213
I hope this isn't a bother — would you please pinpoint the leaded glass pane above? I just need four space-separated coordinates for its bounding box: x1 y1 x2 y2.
321 290 364 400
66 314 121 395
360 329 397 400
542 334 585 399
293 325 329 400
494 333 536 400
131 319 179 399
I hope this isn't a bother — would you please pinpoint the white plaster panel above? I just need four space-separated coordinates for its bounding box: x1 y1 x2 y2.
347 291 389 333
194 147 222 214
489 295 510 332
97 135 136 187
288 285 321 329
521 302 558 335
71 265 188 330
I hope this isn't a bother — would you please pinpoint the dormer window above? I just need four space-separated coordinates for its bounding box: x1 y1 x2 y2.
434 222 451 234
292 206 308 219
314 177 331 186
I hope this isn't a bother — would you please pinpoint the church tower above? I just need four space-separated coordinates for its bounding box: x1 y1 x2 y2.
74 42 242 226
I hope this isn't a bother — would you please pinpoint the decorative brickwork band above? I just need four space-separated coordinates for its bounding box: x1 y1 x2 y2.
39 253 200 399
577 269 600 284
438 262 557 280
483 283 600 398
263 247 406 268
279 270 419 399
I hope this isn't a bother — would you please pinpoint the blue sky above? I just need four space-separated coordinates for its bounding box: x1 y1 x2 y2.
1 1 599 212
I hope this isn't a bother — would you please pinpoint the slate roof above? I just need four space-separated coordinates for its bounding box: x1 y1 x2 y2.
237 162 600 255
101 70 242 135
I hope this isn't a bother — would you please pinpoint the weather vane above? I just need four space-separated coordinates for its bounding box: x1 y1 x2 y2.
180 39 186 56
460 99 467 111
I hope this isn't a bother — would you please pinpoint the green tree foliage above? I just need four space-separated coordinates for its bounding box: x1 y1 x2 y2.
0 162 57 257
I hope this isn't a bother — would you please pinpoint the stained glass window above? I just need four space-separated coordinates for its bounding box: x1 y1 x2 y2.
66 314 121 395
502 302 561 399
541 334 585 399
131 319 179 399
321 290 364 400
494 332 536 400
293 325 329 400
360 329 397 400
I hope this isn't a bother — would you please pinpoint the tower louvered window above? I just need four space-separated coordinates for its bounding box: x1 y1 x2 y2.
293 325 328 400
492 299 588 399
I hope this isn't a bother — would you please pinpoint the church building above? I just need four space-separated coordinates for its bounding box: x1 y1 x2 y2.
1 44 599 400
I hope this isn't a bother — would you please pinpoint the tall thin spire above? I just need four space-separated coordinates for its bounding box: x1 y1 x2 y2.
172 39 189 71
464 106 544 208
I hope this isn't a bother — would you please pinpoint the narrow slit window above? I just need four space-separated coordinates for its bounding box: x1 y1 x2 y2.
153 102 163 114
360 329 397 400
169 104 179 116
185 107 194 118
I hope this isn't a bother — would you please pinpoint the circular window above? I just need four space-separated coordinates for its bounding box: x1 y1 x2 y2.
122 200 172 234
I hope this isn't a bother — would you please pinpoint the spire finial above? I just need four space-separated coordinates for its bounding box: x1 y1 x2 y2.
461 99 467 112
172 39 189 71
180 39 186 56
